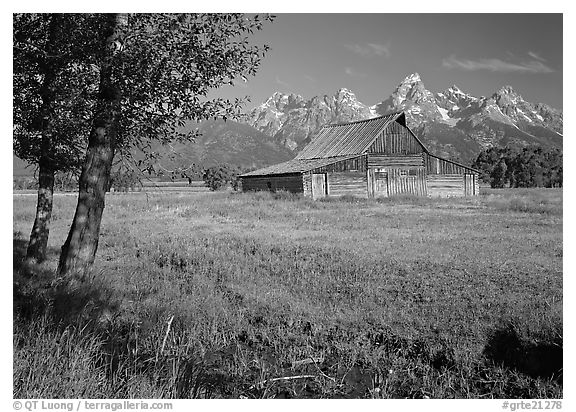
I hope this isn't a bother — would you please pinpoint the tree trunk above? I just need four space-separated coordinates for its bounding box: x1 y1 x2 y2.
57 14 126 278
24 15 61 266
25 159 55 264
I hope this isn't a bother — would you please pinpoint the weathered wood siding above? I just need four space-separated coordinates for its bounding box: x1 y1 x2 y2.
385 168 428 197
367 154 424 168
366 154 427 197
474 174 479 195
303 172 312 197
312 173 327 199
368 121 425 155
424 153 469 175
310 155 367 173
426 175 466 197
241 174 303 193
423 153 479 197
327 171 368 198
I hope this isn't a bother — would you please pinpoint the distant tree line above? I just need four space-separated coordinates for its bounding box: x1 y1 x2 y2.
15 163 252 192
472 145 562 188
14 171 79 191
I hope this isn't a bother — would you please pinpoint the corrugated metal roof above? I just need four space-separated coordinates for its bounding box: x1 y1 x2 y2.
239 155 359 177
295 112 403 160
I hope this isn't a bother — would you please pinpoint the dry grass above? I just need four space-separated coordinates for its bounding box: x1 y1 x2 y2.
13 188 562 398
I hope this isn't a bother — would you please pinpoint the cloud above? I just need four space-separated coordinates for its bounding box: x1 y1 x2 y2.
275 76 291 88
527 51 546 62
345 42 391 58
303 74 316 82
442 54 554 74
344 67 367 78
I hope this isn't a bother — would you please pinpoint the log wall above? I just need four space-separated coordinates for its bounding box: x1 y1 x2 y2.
241 174 303 193
426 175 465 197
367 154 424 168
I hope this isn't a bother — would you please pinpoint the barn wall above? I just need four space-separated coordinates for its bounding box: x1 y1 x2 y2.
423 153 479 197
303 172 312 197
368 121 425 155
426 175 465 197
424 153 470 175
241 174 303 193
310 155 366 173
367 154 424 168
327 171 368 198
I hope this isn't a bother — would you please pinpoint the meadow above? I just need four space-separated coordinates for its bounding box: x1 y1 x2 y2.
13 188 563 398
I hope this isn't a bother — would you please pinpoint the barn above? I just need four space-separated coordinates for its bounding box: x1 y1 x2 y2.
240 111 479 199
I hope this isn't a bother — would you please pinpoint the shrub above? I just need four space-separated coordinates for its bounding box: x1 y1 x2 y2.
203 165 241 191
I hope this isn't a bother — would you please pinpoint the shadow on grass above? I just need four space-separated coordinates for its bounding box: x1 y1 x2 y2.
483 323 563 381
13 232 118 326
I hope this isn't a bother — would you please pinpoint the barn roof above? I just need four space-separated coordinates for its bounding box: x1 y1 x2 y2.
296 111 407 159
240 154 359 177
239 111 479 178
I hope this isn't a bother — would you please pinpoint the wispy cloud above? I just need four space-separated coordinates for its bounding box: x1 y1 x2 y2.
275 76 291 88
345 42 391 58
344 67 366 78
527 51 546 62
442 54 554 74
303 74 316 83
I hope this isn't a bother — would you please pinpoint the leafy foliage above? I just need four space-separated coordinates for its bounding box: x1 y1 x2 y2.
14 13 275 176
473 145 562 188
202 164 241 191
13 13 102 171
105 13 274 169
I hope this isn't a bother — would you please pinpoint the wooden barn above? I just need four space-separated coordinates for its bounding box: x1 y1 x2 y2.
240 112 479 199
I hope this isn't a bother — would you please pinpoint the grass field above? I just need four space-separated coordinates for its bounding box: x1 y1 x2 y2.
13 188 563 398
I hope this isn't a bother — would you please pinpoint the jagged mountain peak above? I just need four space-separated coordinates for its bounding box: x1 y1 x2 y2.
335 87 355 95
446 85 466 96
497 85 518 94
491 85 525 103
402 72 422 84
248 86 374 151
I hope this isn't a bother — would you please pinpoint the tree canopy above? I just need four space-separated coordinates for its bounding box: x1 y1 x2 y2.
50 13 274 276
472 145 562 188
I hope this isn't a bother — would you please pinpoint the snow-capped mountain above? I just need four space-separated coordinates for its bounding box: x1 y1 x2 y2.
248 73 562 164
248 88 374 151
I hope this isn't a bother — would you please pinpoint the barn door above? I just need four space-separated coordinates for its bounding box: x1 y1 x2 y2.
312 173 327 199
464 174 474 196
373 169 389 198
387 169 426 196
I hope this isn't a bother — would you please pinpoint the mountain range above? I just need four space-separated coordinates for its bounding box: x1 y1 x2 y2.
247 73 563 164
14 73 563 178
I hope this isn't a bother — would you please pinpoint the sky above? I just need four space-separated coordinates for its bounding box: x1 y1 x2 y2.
209 13 563 111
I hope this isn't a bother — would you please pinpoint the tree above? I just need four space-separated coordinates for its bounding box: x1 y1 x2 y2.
13 14 101 264
57 14 273 277
472 144 563 189
490 159 508 188
203 164 241 191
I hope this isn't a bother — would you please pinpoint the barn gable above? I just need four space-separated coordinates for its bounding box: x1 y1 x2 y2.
295 112 425 160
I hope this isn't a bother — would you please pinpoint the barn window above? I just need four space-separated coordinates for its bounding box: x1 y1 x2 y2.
408 169 418 176
399 170 408 176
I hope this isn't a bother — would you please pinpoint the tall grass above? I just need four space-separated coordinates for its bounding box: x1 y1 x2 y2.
13 188 562 398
